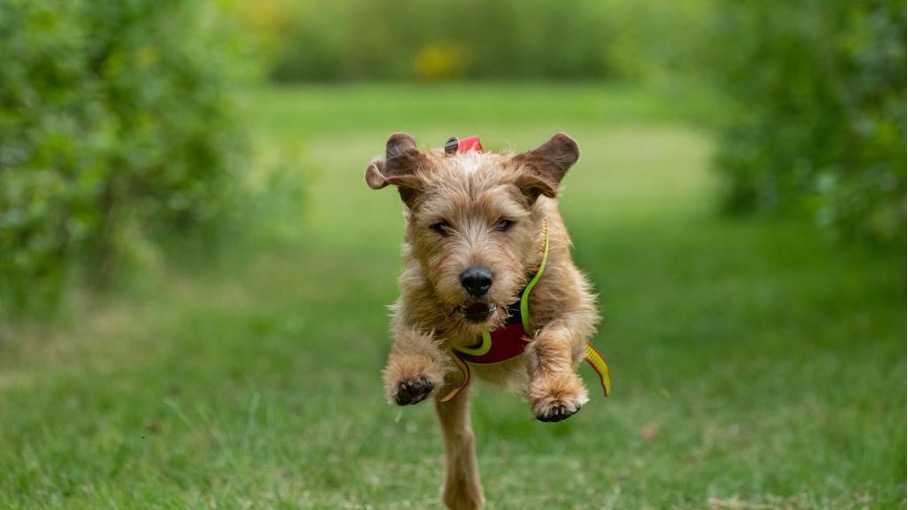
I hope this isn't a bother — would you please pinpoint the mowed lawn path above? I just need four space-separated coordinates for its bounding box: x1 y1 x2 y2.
1 85 904 509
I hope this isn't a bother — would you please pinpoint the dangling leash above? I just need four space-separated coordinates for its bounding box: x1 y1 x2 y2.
438 135 611 402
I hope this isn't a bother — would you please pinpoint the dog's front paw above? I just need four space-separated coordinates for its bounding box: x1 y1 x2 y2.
529 372 589 423
393 377 435 406
535 401 581 422
383 347 446 406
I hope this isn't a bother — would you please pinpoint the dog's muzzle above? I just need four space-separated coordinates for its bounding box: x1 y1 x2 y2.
459 302 496 323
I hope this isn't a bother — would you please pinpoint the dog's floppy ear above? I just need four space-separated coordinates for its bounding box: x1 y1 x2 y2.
365 132 428 208
512 133 580 202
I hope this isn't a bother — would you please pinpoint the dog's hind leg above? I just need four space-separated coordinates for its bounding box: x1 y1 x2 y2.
435 387 484 510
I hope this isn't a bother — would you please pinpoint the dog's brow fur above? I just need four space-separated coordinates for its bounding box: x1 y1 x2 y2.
365 133 598 510
454 151 484 174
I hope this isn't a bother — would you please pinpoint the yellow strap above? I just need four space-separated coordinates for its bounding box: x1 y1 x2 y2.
438 353 471 402
584 342 611 397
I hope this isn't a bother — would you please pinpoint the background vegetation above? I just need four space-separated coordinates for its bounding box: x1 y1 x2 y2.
709 0 905 244
0 0 247 318
233 0 709 83
0 0 904 508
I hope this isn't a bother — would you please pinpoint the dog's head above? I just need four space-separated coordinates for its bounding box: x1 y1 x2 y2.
365 133 579 331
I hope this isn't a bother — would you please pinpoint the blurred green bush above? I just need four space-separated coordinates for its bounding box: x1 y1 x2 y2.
709 1 905 244
232 0 709 82
0 0 248 316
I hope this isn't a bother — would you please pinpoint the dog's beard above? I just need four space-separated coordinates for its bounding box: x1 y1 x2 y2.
448 284 521 333
454 301 509 336
459 301 497 324
424 260 527 331
432 287 509 331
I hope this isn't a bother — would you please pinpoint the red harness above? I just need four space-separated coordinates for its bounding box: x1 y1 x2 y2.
459 325 528 363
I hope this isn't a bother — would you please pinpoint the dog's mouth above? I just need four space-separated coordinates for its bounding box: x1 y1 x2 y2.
458 302 497 323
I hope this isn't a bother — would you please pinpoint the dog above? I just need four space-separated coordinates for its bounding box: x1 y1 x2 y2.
365 133 609 510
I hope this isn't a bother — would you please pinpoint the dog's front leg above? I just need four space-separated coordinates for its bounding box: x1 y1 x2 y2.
383 327 449 405
436 387 484 510
526 311 594 422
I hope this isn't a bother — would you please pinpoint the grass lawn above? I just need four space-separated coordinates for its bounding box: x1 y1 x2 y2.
0 83 904 509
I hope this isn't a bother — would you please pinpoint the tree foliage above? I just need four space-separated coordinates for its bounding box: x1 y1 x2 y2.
0 0 248 315
709 0 905 244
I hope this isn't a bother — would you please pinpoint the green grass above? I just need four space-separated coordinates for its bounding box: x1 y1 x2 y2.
1 83 904 509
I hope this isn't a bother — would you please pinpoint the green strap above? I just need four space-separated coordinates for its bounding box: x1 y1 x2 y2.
520 229 549 332
456 331 492 356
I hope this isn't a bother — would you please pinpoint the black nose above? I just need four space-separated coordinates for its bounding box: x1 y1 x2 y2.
461 266 493 297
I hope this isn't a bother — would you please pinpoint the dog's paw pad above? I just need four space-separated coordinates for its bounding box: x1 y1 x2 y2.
535 402 581 422
529 373 588 423
394 377 435 406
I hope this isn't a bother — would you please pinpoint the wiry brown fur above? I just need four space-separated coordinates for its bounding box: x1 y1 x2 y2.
365 133 599 510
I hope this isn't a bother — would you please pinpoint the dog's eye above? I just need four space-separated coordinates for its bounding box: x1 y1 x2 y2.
430 221 453 236
495 219 516 232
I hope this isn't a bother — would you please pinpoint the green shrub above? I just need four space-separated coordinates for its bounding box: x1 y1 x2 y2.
0 0 248 316
709 0 905 244
233 0 710 83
